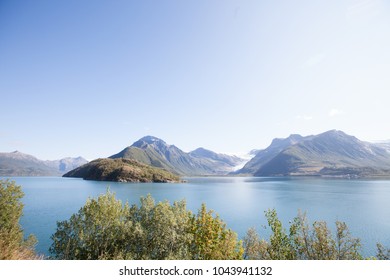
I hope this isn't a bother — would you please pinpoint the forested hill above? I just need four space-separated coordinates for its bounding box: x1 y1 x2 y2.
63 158 181 183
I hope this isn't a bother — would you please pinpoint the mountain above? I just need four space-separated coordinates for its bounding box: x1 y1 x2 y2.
0 151 88 176
189 147 244 172
248 149 261 157
234 134 305 175
110 136 245 176
0 151 60 176
189 147 238 165
63 158 181 183
375 141 390 153
237 130 390 177
44 157 89 173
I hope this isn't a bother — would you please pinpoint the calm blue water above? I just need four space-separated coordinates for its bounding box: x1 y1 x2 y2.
3 176 390 258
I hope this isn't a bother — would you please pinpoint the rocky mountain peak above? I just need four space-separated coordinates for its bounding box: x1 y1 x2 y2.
132 136 168 149
269 134 304 148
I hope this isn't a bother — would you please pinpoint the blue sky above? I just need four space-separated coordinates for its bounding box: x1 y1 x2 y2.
1 0 389 160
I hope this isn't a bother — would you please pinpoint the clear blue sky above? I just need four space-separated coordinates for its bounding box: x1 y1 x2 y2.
1 0 389 160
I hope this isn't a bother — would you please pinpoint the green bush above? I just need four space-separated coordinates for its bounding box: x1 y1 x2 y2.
244 209 362 260
49 189 388 260
50 191 243 260
376 243 390 260
190 204 243 260
0 179 37 260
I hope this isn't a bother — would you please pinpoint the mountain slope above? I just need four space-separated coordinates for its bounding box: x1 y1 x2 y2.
189 147 243 166
63 158 181 182
253 130 390 177
0 151 88 176
110 136 245 176
189 147 245 174
235 134 305 175
44 157 89 173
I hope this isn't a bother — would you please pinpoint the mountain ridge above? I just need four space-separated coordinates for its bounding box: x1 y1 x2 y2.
4 130 390 178
237 130 390 177
233 133 306 175
0 151 88 176
110 136 246 176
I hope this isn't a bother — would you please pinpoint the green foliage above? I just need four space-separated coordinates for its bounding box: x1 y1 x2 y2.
50 190 130 259
64 158 181 183
49 190 388 260
376 243 390 260
50 191 243 260
244 209 362 260
243 227 263 259
125 194 193 260
290 212 361 260
190 204 243 260
266 209 296 259
0 179 37 259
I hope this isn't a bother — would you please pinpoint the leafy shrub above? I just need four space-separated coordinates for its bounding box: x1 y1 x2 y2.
50 191 243 260
49 190 388 260
244 209 362 260
0 180 37 260
190 204 243 260
376 243 390 260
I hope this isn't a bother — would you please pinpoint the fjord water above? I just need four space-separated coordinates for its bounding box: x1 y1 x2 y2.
6 176 390 258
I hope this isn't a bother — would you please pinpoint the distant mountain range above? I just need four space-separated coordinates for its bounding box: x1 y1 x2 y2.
110 136 245 176
0 151 88 176
234 130 390 177
3 130 390 178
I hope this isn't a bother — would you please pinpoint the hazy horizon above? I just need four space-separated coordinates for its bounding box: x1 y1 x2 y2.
1 0 389 160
